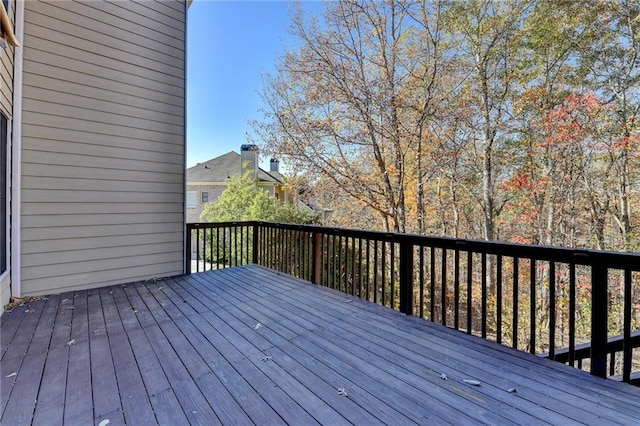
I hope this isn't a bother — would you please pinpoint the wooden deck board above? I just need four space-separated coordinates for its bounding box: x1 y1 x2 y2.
2 264 640 425
248 265 640 423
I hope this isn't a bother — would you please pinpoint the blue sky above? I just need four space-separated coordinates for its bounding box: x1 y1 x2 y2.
186 1 323 168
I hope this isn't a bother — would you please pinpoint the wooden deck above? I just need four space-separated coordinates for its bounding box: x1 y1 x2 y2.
2 265 640 425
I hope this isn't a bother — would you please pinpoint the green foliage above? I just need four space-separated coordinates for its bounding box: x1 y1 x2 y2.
199 170 319 224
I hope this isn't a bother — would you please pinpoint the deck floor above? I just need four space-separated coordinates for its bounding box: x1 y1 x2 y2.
2 264 640 425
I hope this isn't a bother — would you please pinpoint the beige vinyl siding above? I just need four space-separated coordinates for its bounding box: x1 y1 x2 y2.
20 0 186 295
0 0 15 118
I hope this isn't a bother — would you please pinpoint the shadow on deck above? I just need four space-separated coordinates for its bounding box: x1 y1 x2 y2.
2 264 640 425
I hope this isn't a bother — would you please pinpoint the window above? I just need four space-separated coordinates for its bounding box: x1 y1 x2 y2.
186 191 197 208
201 191 209 204
0 114 6 274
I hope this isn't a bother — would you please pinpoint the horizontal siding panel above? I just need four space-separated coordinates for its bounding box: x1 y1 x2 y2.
24 73 183 121
21 261 184 296
22 150 184 174
154 0 186 15
22 252 182 281
22 212 184 228
0 0 14 118
77 0 184 50
31 2 184 63
114 0 186 29
21 165 183 187
95 0 185 39
20 136 183 163
22 112 182 145
22 222 183 241
22 232 183 255
22 177 184 194
22 201 184 216
21 189 183 204
22 241 184 268
25 14 184 82
22 99 183 136
23 35 183 95
24 53 183 107
24 85 183 127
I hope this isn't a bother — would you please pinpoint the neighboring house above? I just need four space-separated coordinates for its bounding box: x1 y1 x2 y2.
0 0 187 313
186 144 285 222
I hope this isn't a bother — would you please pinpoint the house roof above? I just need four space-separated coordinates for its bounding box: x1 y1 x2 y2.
187 151 284 184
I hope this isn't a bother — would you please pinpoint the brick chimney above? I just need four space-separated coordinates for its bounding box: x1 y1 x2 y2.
240 144 258 180
270 158 280 173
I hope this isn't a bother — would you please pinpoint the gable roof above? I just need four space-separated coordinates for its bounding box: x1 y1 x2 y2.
187 151 284 184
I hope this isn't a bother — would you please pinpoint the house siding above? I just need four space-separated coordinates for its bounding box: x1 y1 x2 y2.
19 0 186 295
0 0 15 119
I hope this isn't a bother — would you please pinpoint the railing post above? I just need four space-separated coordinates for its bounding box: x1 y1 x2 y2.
252 223 259 264
312 232 322 284
186 224 192 274
590 260 608 378
399 240 414 316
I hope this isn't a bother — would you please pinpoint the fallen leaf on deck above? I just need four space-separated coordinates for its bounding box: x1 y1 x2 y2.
463 379 481 386
254 323 263 330
337 387 348 397
440 373 447 380
507 387 517 393
66 339 76 346
344 299 352 303
25 308 35 314
5 372 17 378
98 420 110 426
262 356 272 362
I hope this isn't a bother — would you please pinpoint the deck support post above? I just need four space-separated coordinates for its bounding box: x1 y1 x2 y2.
312 232 322 284
252 223 259 264
399 240 414 316
590 261 608 378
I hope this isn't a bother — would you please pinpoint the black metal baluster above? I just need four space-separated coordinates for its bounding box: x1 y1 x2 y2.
623 269 632 382
467 251 473 334
569 263 576 366
382 242 387 307
530 259 536 354
441 248 447 326
497 255 502 344
430 246 436 322
513 257 519 349
358 238 363 299
374 240 379 304
481 252 487 339
454 249 460 330
549 261 556 360
419 245 425 319
391 242 396 309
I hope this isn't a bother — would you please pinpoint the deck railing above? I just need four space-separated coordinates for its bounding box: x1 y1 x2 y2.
186 221 640 384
